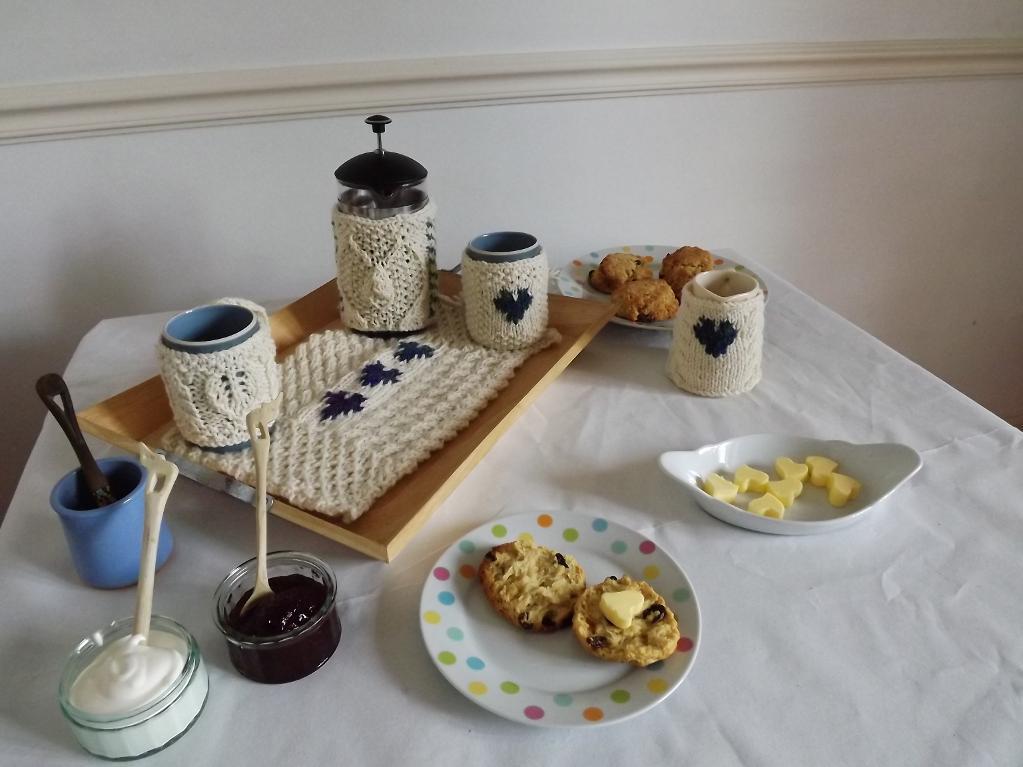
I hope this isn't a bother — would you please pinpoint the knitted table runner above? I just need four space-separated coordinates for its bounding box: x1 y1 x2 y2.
161 300 560 523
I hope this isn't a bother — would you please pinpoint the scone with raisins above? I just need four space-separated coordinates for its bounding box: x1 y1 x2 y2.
588 252 654 294
479 540 586 632
660 245 713 299
611 279 679 322
572 575 680 666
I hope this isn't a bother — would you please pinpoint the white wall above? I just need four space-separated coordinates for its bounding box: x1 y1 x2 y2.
2 2 1022 513
5 1 1023 84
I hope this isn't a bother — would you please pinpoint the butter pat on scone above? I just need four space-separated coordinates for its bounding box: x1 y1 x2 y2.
599 589 645 629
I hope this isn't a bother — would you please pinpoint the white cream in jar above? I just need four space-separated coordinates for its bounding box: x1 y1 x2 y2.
70 631 187 715
59 616 208 760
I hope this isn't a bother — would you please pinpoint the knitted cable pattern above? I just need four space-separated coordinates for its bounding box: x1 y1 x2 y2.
158 299 281 448
332 201 437 333
161 300 560 522
666 281 764 397
462 251 549 350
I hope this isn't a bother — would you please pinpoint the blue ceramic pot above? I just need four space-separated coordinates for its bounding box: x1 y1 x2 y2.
49 457 174 589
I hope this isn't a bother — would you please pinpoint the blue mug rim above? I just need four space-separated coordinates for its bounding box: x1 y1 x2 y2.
161 303 258 353
50 456 147 518
465 231 542 263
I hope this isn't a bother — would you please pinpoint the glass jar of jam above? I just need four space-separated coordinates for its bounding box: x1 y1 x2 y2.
212 551 341 684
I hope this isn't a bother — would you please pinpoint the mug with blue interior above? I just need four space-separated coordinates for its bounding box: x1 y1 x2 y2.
158 299 281 451
462 232 549 350
49 456 173 589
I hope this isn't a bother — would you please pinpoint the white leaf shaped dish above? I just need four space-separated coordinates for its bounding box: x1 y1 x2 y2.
659 435 922 535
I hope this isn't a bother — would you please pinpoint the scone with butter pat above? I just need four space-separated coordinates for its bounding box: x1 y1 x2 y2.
572 575 680 666
478 540 586 632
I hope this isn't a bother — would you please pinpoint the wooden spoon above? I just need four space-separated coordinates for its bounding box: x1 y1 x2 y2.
36 373 115 507
134 444 179 640
241 393 282 614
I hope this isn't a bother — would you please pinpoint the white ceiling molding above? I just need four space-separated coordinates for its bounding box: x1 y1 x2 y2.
2 38 1021 144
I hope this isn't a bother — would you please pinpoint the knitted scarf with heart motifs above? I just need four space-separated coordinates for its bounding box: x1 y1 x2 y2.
161 299 560 523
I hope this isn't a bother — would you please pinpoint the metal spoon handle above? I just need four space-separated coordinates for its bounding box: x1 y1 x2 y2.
35 373 114 506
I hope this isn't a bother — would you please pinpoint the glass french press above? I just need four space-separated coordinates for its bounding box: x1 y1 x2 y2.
332 115 437 336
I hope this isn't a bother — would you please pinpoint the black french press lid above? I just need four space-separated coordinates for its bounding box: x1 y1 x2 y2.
334 115 427 195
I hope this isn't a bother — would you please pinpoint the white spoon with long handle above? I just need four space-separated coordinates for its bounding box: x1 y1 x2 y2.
135 444 179 641
241 393 282 614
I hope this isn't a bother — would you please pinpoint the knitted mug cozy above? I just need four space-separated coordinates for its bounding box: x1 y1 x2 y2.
332 201 438 333
666 271 764 397
158 298 281 450
462 249 549 351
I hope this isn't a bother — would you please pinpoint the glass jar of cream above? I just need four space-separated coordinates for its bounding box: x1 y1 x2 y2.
58 615 208 760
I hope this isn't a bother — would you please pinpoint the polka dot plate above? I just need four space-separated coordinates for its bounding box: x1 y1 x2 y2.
420 512 700 727
551 245 769 331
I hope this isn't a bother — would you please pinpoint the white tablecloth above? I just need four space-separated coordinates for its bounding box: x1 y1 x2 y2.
2 257 1021 766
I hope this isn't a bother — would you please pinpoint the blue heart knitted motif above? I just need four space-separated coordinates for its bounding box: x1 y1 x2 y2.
493 289 533 324
320 390 366 421
692 317 738 358
395 341 435 362
359 361 402 387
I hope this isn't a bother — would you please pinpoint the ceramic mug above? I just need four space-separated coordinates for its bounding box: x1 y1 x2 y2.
158 299 280 451
49 457 173 589
462 232 549 350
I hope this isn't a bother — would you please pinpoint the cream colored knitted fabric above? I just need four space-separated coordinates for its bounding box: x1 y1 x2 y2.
666 281 764 397
332 202 437 333
162 300 560 522
462 251 549 350
158 299 281 448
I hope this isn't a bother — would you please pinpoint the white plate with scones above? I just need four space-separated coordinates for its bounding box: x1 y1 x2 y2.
659 434 922 535
552 245 769 331
419 512 700 727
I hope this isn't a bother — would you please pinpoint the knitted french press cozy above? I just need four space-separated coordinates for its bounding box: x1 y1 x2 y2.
158 299 281 449
332 202 437 333
462 251 549 350
666 279 764 397
162 299 560 522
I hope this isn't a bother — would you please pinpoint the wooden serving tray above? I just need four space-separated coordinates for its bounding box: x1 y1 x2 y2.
78 273 613 561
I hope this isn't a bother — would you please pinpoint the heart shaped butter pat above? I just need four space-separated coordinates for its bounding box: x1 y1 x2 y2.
599 589 645 629
702 473 739 503
748 493 785 519
766 478 803 508
805 455 839 487
735 464 770 493
775 456 809 482
826 472 861 507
